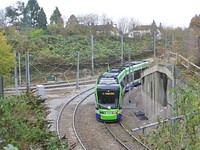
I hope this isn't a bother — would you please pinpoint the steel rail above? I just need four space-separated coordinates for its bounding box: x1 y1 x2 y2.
4 78 96 92
56 87 94 139
72 91 94 150
119 121 151 150
104 122 131 150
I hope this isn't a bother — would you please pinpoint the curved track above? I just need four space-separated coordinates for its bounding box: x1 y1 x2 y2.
56 87 94 149
104 121 150 150
119 121 151 150
72 91 94 150
104 122 131 150
56 84 151 149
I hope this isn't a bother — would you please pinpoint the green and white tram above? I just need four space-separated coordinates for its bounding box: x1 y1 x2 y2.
95 60 151 121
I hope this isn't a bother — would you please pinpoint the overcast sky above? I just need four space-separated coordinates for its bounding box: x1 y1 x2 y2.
1 0 200 28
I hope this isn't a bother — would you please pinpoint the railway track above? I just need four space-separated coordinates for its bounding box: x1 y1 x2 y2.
4 77 96 94
72 91 94 150
56 87 94 149
119 121 151 150
57 86 131 150
55 84 152 149
104 121 150 150
101 86 151 150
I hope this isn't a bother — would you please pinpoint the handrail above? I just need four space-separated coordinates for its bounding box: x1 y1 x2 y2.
168 52 200 72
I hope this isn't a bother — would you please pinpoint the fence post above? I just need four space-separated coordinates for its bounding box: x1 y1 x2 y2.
187 60 190 69
167 52 170 63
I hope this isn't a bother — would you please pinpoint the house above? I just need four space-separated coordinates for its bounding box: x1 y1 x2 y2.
90 22 119 35
128 20 163 39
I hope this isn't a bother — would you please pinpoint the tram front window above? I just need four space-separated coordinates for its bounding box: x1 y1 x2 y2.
97 90 119 109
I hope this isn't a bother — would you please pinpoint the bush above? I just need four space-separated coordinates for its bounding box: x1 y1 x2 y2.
0 92 67 149
144 82 200 149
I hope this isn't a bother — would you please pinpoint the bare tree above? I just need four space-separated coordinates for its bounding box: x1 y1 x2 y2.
117 17 132 35
77 13 99 26
99 13 112 25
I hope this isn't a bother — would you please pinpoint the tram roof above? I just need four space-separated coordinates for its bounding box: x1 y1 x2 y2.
101 72 119 78
98 78 118 85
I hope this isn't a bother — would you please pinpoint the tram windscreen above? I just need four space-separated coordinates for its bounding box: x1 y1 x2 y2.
97 90 119 109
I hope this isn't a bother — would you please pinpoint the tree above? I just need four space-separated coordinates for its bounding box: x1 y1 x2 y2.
5 1 26 27
66 14 78 25
0 9 6 28
99 13 112 25
50 7 63 25
0 31 14 76
36 8 47 29
77 13 99 26
66 14 79 34
117 17 132 35
5 0 47 29
190 15 200 29
24 0 41 27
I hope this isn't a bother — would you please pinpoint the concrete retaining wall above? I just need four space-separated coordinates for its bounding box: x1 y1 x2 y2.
141 63 175 121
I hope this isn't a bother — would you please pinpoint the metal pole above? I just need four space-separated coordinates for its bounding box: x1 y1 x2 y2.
128 48 131 103
132 116 181 132
153 31 156 58
14 50 18 95
121 35 124 64
164 32 167 62
91 35 94 77
25 51 30 92
128 48 131 84
171 64 176 127
172 33 174 50
18 51 21 85
76 51 80 89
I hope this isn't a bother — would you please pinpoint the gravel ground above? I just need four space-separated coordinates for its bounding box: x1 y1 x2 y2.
76 97 125 150
46 84 149 149
45 84 95 131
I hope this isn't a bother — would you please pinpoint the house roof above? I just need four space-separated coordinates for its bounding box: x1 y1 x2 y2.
132 20 163 32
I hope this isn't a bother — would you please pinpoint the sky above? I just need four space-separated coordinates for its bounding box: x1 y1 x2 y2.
1 0 200 28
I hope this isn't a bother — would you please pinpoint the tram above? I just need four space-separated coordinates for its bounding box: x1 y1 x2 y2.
95 60 150 121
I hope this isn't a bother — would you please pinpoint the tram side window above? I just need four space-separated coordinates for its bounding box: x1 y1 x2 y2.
134 70 141 80
125 74 129 83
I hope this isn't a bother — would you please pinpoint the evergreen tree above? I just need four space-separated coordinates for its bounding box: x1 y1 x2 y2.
66 14 79 34
37 8 47 29
66 14 78 25
5 1 26 27
50 7 62 25
24 0 40 27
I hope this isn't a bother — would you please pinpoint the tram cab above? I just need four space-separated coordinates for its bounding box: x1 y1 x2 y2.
95 78 123 122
